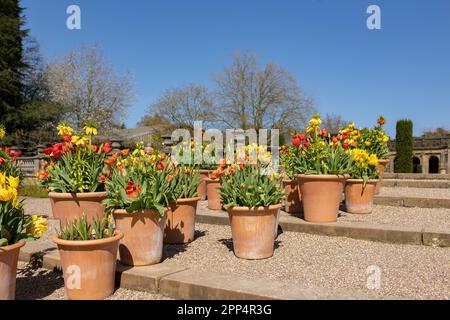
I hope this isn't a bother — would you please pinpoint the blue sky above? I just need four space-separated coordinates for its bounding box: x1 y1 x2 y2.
21 0 450 136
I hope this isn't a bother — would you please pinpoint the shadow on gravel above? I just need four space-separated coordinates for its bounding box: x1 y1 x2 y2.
163 230 208 260
218 238 282 252
15 249 64 300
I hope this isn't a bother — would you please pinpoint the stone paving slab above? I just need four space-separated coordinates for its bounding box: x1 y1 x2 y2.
374 196 450 209
384 173 450 180
18 235 379 300
196 208 450 247
382 179 450 189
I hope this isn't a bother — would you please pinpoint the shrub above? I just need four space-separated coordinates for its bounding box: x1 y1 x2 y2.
394 120 413 173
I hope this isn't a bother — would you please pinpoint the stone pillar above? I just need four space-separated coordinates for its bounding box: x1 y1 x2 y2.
422 154 429 174
440 151 447 174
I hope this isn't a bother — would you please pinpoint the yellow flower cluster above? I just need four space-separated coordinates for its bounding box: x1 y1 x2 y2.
71 135 89 146
0 127 5 139
84 125 98 136
0 173 19 206
57 124 74 136
306 115 322 134
348 149 379 168
26 215 48 238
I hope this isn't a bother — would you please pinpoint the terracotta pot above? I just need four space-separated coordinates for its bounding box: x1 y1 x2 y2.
197 170 210 200
227 205 281 260
297 174 346 223
52 231 123 300
345 179 378 214
375 159 390 194
48 192 107 226
164 197 200 244
113 209 167 266
0 241 25 300
205 178 222 210
283 179 302 214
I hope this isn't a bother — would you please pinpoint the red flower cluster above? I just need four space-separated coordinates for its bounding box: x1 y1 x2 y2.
102 141 112 153
0 158 6 165
377 116 386 126
2 147 22 158
125 181 141 198
291 133 310 149
43 142 70 158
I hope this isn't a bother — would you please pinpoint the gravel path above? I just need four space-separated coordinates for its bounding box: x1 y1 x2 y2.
163 223 450 300
15 261 172 300
380 187 450 199
338 205 450 232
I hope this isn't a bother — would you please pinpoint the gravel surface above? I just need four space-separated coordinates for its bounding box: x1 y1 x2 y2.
15 261 172 300
338 205 450 232
163 223 450 300
380 187 450 199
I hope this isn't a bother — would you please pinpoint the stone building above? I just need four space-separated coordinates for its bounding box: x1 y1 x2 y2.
385 137 450 174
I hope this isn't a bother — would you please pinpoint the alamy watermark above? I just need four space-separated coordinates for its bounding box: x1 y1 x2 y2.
66 5 81 30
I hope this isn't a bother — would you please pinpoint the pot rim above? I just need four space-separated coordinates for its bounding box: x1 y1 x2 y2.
199 169 212 174
112 208 169 216
226 204 282 212
282 179 297 184
346 179 379 183
52 230 123 247
204 178 221 183
296 174 347 180
0 239 26 252
378 159 390 164
176 196 201 203
48 191 107 199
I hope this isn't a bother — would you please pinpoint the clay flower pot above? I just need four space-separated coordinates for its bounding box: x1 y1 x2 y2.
375 159 390 194
283 179 302 214
164 197 200 244
196 170 210 200
297 174 346 223
52 231 123 300
227 204 281 260
205 178 222 210
345 179 378 214
0 240 25 300
113 209 167 266
49 191 107 226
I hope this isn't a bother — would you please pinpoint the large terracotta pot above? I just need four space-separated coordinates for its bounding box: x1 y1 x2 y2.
297 174 346 223
0 240 25 300
205 178 222 210
283 179 302 214
345 179 378 214
113 209 167 266
197 170 210 200
164 197 200 244
375 159 390 194
52 231 123 300
227 205 281 260
48 192 107 226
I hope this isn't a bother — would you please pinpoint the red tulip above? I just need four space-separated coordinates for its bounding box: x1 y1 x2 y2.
0 158 5 165
125 182 141 199
342 142 349 149
303 141 310 148
292 137 301 148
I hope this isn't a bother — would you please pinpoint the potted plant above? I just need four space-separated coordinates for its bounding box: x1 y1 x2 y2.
103 146 174 266
280 145 302 214
358 116 390 194
219 162 284 260
165 166 200 244
205 161 227 210
52 215 122 300
294 114 353 223
345 149 380 214
37 123 112 226
1 171 47 300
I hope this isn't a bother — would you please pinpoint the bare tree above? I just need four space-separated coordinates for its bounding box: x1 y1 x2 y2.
322 113 350 134
148 84 215 130
214 52 315 131
45 46 132 131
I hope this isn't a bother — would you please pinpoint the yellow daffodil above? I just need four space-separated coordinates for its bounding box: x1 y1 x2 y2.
7 176 19 189
27 215 48 238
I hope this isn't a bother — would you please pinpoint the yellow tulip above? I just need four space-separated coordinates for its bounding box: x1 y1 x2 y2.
27 215 48 238
0 188 14 202
7 176 19 189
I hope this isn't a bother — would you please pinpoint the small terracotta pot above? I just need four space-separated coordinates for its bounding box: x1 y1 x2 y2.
0 241 25 300
283 179 302 214
113 209 167 266
49 192 107 226
345 179 378 214
227 205 281 260
205 178 222 210
375 159 390 194
164 197 200 244
52 231 123 300
197 170 210 200
297 174 346 223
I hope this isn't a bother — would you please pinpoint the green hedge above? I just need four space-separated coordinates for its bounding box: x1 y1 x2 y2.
394 120 413 173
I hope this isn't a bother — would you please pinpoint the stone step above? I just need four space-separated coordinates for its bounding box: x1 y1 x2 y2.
382 179 450 188
384 173 450 180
